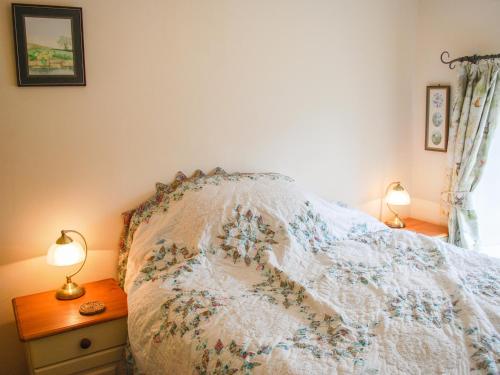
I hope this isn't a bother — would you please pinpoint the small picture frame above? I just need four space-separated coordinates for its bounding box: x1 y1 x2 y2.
425 85 450 152
12 3 86 86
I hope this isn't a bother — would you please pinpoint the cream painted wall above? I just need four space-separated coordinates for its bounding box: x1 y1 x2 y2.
410 0 500 224
0 0 420 373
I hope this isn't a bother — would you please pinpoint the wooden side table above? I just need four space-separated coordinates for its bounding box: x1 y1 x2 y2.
402 217 448 240
12 278 128 375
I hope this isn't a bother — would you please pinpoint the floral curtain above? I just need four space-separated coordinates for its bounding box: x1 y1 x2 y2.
446 59 500 249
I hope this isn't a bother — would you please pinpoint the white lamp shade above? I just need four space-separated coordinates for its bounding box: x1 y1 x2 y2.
386 187 411 206
47 241 85 266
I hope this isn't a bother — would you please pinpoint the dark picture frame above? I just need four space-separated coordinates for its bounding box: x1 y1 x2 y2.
425 85 450 152
12 3 86 86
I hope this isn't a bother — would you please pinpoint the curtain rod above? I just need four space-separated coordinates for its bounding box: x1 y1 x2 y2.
440 51 500 69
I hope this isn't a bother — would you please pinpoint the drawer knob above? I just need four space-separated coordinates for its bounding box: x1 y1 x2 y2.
80 338 92 349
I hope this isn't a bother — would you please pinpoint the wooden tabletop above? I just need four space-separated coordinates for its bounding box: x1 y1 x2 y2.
403 217 448 238
12 278 127 341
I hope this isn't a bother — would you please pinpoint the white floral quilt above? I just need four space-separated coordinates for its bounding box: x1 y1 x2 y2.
121 170 499 375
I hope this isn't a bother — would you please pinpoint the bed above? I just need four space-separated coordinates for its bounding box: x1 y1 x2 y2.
119 169 499 375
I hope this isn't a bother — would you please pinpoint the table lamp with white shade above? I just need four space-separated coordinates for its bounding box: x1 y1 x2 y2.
47 230 88 300
385 182 411 228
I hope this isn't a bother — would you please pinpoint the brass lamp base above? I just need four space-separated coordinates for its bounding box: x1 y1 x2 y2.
385 214 406 228
56 278 85 300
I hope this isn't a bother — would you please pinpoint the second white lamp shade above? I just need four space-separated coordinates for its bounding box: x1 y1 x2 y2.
386 184 411 206
47 241 86 266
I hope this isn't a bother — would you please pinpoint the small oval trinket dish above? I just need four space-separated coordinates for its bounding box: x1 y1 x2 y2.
79 300 106 316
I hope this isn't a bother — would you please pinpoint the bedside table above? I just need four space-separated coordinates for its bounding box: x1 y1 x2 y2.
401 217 448 240
12 278 128 375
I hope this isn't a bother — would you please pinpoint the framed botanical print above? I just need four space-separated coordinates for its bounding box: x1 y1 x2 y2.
12 4 86 86
425 85 450 152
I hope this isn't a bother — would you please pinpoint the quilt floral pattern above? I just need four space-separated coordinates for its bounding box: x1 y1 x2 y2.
122 169 500 374
217 205 278 267
385 290 460 328
465 327 500 375
288 201 337 253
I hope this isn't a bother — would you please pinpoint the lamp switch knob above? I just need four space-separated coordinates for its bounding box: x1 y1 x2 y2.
80 338 91 349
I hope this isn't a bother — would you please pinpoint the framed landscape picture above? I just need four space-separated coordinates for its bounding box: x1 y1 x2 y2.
425 85 450 152
12 4 86 86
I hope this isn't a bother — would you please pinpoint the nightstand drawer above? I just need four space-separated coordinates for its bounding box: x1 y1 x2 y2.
33 346 123 375
28 318 127 369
